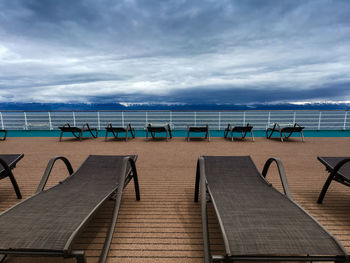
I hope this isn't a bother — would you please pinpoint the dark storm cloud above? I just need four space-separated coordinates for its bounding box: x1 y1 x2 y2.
0 0 349 104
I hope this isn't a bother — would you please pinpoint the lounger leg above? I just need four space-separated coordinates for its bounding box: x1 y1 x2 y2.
251 131 255 142
0 254 6 263
73 251 86 263
166 130 169 141
187 127 190 142
200 168 211 263
301 131 305 142
317 174 334 204
280 130 283 142
105 131 108 142
8 171 22 199
79 131 82 141
231 130 233 142
59 131 64 142
194 160 200 202
129 159 141 201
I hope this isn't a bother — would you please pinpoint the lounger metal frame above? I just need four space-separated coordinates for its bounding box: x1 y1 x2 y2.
266 123 304 142
0 154 24 199
194 156 348 263
0 130 7 141
105 123 135 141
187 124 210 142
0 155 140 263
59 123 98 141
317 157 350 204
224 123 254 141
146 123 172 141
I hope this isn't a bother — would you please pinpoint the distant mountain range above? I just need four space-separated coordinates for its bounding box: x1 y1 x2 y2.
0 102 349 111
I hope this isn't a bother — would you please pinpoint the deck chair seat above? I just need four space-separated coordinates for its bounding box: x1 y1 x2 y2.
0 130 7 141
0 154 24 199
194 156 348 262
317 156 350 204
105 123 135 141
146 123 172 141
0 155 140 263
59 123 98 141
224 123 254 141
266 123 304 142
187 125 210 141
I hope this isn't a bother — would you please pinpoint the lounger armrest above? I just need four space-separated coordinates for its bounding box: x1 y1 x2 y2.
36 156 74 194
261 158 292 199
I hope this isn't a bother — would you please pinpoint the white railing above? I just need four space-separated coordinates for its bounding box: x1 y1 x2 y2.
0 110 348 131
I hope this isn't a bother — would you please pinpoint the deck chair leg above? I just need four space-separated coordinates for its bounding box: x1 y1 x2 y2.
59 131 64 142
129 159 140 201
280 131 284 142
79 131 82 141
301 131 305 142
317 174 334 204
105 131 108 142
8 171 22 199
200 169 211 263
166 130 169 141
231 131 233 142
0 254 6 263
251 131 255 142
72 251 86 263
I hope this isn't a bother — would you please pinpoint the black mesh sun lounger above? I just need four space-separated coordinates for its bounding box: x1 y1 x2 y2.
317 156 350 204
146 123 172 141
266 122 305 142
194 156 348 263
58 123 98 141
0 130 7 141
0 155 140 263
0 154 24 199
187 124 210 142
224 123 254 141
105 123 135 141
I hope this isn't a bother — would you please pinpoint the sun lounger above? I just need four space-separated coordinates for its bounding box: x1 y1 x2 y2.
58 123 98 141
0 155 140 263
187 124 210 141
224 123 254 141
0 154 24 199
0 130 6 141
146 123 172 141
194 156 348 263
317 156 350 204
105 123 135 141
266 122 304 142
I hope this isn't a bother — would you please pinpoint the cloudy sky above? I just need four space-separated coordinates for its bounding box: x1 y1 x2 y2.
0 0 349 105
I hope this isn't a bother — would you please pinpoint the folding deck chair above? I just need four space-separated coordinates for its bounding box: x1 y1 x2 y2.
0 154 24 199
105 123 135 141
0 130 6 141
317 156 350 204
194 156 348 263
187 124 210 142
59 123 98 141
266 122 304 142
146 123 172 141
224 123 254 141
0 155 140 263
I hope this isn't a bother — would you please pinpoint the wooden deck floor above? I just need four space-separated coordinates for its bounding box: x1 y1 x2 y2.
0 136 349 262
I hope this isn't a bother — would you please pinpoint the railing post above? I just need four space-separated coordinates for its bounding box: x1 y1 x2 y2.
145 111 148 126
48 112 52 130
343 111 348 130
24 112 28 130
293 111 296 124
318 112 322 131
194 112 197 127
218 112 221 130
243 112 246 126
97 112 101 130
121 111 124 127
267 112 271 129
73 112 76 127
0 112 4 130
